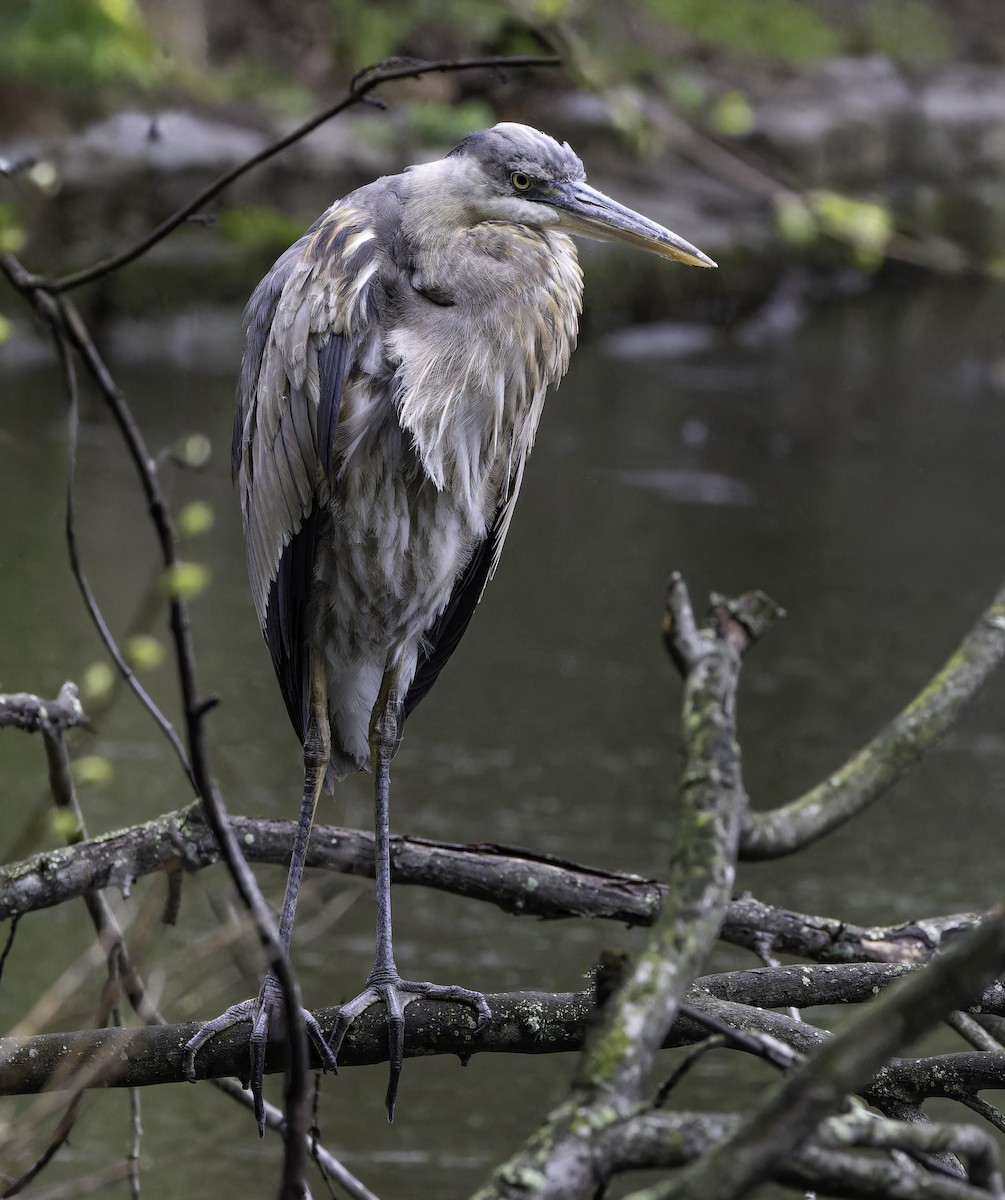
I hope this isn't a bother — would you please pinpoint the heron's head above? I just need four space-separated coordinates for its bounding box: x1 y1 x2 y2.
438 122 715 269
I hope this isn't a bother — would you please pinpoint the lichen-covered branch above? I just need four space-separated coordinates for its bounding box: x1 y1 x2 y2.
0 684 89 735
469 582 781 1200
0 807 980 967
6 980 1005 1100
0 992 588 1095
602 1111 997 1200
742 581 1005 858
648 906 1005 1200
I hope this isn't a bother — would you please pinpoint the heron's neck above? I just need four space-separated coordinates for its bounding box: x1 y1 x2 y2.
400 159 483 261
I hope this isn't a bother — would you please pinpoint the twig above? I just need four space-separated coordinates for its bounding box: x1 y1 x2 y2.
23 55 560 295
653 1036 727 1106
948 1011 1004 1055
678 1002 801 1072
0 1093 86 1198
0 916 19 989
51 314 195 786
5 1165 135 1200
211 1077 379 1200
3 226 310 1200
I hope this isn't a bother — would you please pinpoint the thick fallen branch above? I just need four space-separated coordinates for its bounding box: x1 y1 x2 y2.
0 991 589 1095
6 974 1005 1099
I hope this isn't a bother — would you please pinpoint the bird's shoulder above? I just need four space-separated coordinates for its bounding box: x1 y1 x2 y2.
270 182 406 341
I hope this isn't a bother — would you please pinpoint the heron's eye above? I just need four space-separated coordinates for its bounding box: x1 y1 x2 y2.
510 171 532 192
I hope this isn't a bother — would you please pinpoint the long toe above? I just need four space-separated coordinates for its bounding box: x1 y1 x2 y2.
183 976 337 1137
183 998 258 1082
329 976 491 1121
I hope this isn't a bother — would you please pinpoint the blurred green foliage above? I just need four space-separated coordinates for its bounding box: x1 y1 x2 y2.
402 99 498 147
0 205 26 255
861 0 952 65
643 0 839 62
124 634 167 670
329 0 531 69
216 205 307 257
776 190 894 271
0 0 961 116
0 0 163 90
709 91 754 138
159 561 212 600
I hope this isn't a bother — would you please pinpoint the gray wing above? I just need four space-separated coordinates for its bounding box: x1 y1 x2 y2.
232 202 382 740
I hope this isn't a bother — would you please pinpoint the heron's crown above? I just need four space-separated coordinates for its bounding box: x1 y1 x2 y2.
448 123 586 187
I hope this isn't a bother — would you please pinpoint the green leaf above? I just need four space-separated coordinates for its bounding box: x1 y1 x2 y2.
172 433 212 469
81 661 115 702
124 634 166 670
710 91 754 137
160 561 211 599
810 190 893 269
51 809 83 838
178 501 215 538
775 193 818 247
72 754 115 787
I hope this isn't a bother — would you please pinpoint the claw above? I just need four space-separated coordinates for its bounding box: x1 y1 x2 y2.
182 971 339 1135
328 976 491 1121
183 998 257 1082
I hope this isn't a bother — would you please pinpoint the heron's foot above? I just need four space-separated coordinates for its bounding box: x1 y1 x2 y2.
182 970 339 1136
329 973 492 1120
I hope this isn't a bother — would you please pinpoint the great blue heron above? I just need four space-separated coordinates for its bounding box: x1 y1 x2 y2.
184 122 715 1125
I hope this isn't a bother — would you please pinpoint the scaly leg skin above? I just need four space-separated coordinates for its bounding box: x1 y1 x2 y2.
328 679 491 1120
182 971 338 1132
183 655 337 1134
328 972 492 1120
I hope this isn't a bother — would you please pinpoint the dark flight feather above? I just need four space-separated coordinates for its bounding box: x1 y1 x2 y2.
403 520 499 717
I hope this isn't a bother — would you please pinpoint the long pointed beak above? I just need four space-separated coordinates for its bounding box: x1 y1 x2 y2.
545 180 717 269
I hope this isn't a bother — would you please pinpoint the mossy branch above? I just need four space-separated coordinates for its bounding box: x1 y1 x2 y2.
742 581 1005 858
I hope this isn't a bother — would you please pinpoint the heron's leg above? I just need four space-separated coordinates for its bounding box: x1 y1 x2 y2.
183 650 338 1133
328 674 491 1120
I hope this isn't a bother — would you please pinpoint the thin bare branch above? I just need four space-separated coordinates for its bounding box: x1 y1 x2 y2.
50 316 195 784
22 55 560 295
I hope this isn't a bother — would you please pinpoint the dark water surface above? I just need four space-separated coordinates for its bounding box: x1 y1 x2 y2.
1 278 1004 1195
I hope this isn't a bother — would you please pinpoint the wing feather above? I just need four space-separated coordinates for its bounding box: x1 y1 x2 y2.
403 522 498 718
232 202 383 737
